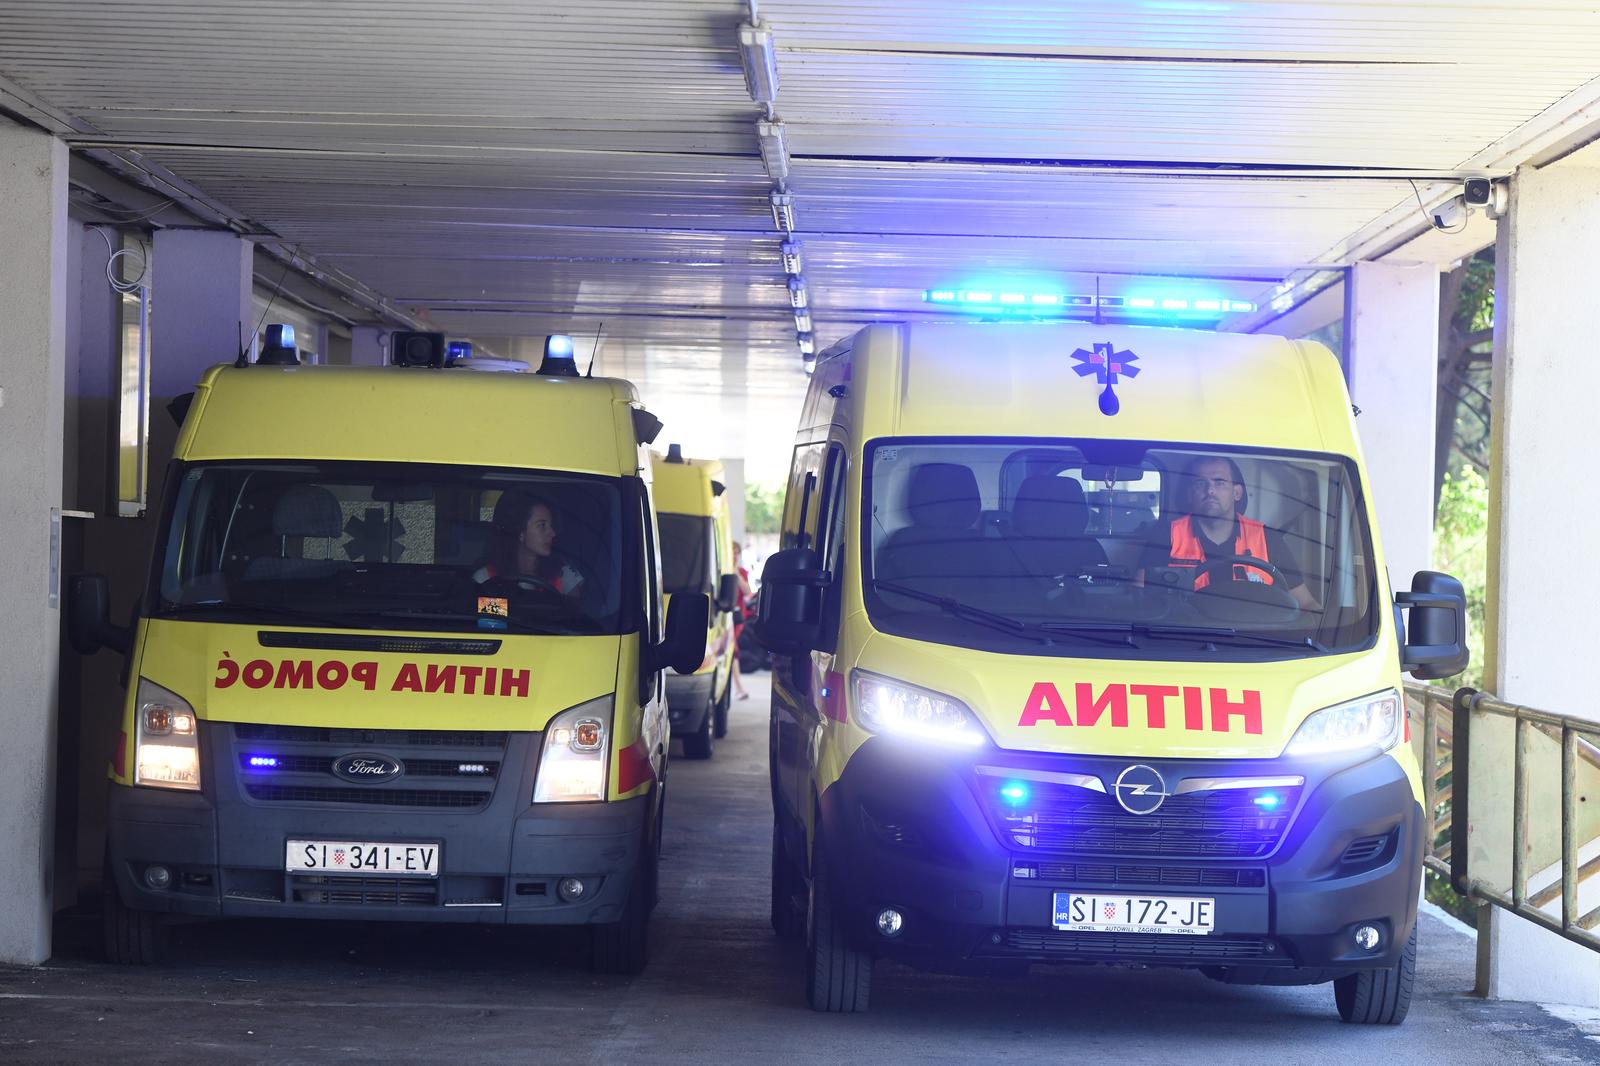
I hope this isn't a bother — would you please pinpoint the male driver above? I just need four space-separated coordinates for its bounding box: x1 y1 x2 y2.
1137 457 1319 612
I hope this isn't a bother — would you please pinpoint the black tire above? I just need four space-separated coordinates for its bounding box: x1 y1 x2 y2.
680 701 714 760
805 833 872 1012
1335 923 1417 1025
591 841 656 975
102 879 165 965
771 820 804 941
712 678 732 739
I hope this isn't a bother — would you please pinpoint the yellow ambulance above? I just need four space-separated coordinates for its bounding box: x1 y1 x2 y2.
70 338 708 973
759 321 1467 1022
650 447 740 758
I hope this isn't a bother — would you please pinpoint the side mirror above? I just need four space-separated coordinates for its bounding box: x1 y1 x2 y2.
716 572 740 614
658 592 710 675
1396 570 1469 680
67 574 133 658
758 548 830 653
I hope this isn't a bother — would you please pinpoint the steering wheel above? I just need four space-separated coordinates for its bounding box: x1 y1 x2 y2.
1193 554 1298 611
479 573 561 598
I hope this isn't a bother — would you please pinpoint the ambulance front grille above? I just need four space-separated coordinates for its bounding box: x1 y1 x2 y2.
229 724 509 811
290 875 439 907
989 785 1300 861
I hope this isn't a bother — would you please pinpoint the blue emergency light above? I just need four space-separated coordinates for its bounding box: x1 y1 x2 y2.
245 755 280 769
922 289 1256 318
1000 781 1030 805
538 334 580 377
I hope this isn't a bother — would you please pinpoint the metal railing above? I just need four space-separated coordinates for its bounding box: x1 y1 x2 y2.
1405 682 1600 952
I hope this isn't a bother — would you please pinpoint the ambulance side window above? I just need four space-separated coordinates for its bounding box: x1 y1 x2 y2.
638 483 661 703
783 443 826 551
816 444 848 653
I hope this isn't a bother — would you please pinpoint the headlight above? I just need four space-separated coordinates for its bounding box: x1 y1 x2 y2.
134 678 200 791
533 695 612 803
853 671 988 747
1285 689 1402 757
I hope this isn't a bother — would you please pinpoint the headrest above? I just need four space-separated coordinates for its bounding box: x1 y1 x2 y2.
1014 475 1089 537
272 485 343 538
906 463 981 530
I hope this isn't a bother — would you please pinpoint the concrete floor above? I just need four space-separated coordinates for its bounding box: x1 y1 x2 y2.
5 672 1600 1065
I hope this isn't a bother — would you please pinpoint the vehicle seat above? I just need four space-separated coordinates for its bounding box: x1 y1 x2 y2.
1006 475 1109 578
875 463 987 598
243 485 346 581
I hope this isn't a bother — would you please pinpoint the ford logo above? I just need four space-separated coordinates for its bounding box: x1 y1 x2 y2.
332 752 403 783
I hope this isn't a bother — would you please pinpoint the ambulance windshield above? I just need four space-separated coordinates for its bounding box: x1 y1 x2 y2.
862 439 1378 660
153 460 630 636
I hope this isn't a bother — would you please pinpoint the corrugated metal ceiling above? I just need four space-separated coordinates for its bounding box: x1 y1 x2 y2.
1 0 1598 477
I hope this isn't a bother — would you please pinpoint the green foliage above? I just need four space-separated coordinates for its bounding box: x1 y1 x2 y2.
744 481 784 534
1433 464 1489 692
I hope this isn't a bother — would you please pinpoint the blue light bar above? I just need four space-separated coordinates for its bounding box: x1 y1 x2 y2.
1253 792 1283 811
921 288 1254 319
246 755 279 769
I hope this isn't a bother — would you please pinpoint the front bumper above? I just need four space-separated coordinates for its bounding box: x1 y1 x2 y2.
106 727 650 926
666 672 715 734
814 739 1422 980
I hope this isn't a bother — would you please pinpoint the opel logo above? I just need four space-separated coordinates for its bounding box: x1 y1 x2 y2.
1113 764 1168 815
332 752 403 783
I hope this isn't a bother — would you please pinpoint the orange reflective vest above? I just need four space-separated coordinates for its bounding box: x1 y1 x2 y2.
1169 515 1273 590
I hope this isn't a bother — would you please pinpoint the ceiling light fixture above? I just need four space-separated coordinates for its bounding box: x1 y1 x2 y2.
757 119 789 186
788 276 808 309
780 240 803 274
739 23 780 104
770 190 795 233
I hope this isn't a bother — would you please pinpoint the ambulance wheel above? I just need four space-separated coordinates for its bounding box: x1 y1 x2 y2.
591 843 654 975
681 702 714 760
805 835 872 1012
712 681 731 739
770 819 804 941
102 880 165 965
1334 923 1416 1025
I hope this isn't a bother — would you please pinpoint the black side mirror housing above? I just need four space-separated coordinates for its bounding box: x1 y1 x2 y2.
716 572 740 614
658 592 710 675
758 548 830 653
1396 570 1470 680
67 573 133 658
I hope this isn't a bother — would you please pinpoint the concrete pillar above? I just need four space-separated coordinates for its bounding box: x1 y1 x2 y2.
721 457 747 546
0 122 69 965
351 325 387 366
151 229 254 401
1481 161 1600 1007
1346 260 1440 584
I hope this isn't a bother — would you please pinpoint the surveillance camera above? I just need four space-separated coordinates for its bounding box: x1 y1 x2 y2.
1462 177 1510 219
1431 195 1467 230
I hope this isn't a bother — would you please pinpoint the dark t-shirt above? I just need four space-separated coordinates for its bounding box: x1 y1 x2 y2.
1139 516 1305 590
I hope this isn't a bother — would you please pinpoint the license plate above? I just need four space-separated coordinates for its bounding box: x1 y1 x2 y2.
1053 892 1215 935
286 840 440 877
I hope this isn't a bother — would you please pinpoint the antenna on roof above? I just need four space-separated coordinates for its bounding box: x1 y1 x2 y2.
586 323 603 378
234 321 249 367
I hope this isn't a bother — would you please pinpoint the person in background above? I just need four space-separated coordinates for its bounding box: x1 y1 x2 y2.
731 541 753 699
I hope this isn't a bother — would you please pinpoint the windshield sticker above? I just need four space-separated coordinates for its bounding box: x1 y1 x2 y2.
1018 681 1262 735
1070 342 1140 416
214 653 531 697
477 596 509 618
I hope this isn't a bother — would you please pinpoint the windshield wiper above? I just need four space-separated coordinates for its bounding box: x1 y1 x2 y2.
1038 621 1329 653
364 607 600 636
871 580 1051 644
157 602 355 628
